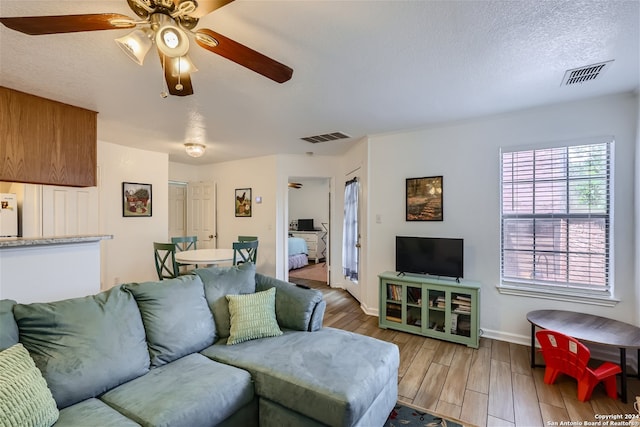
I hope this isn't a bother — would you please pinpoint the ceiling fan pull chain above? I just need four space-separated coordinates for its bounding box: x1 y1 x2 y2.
160 53 168 98
176 58 183 91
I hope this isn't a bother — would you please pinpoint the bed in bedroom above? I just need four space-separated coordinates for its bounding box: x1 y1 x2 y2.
288 236 309 270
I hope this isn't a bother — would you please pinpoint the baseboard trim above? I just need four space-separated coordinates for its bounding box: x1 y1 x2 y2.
481 328 639 374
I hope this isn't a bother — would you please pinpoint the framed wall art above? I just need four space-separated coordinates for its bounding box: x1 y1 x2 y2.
235 188 252 217
123 182 152 217
406 176 443 221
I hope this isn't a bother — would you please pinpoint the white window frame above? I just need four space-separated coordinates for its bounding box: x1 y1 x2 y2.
497 137 618 306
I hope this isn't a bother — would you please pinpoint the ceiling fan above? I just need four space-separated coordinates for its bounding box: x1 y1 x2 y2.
0 0 293 97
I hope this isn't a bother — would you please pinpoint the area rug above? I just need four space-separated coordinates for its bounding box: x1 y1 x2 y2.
384 402 465 427
289 262 327 282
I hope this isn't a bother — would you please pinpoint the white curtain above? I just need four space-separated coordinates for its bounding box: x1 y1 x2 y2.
342 178 359 281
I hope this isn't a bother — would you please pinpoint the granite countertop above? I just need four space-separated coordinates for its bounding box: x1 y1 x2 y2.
0 234 113 248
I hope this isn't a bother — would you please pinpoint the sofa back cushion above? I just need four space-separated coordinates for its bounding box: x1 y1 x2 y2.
124 274 215 367
194 263 256 339
13 286 150 409
0 299 18 350
255 274 325 332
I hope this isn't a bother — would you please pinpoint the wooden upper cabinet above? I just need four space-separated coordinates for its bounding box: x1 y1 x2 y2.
0 86 97 187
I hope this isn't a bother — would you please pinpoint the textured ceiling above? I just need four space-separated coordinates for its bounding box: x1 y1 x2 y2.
0 0 638 165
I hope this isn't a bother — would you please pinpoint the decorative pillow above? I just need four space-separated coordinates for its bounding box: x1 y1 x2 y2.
195 262 256 339
226 287 282 345
124 274 215 367
0 343 59 427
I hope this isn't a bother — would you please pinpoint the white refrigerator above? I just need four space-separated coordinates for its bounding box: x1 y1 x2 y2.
0 193 18 237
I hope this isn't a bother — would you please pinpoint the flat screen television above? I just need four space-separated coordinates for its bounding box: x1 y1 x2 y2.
395 236 463 280
297 219 314 231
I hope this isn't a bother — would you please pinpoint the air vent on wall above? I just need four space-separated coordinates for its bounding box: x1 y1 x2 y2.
561 60 614 86
301 132 351 143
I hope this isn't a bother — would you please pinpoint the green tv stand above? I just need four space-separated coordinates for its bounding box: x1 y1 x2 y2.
378 271 480 348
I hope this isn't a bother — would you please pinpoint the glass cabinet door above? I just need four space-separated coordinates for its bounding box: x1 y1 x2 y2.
427 289 446 333
406 285 422 329
385 284 402 323
450 292 473 337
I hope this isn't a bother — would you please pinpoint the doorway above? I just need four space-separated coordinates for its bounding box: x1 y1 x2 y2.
287 177 330 285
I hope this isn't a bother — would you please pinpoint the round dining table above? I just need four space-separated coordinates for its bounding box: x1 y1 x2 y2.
175 248 235 265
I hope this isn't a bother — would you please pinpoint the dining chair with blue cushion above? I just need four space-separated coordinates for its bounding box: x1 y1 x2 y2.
232 240 258 265
153 242 180 280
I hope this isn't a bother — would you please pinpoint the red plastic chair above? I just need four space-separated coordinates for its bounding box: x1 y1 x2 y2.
536 330 621 401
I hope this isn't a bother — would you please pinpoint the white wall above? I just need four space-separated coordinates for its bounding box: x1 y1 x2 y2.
366 92 638 344
98 141 169 288
196 156 279 275
288 178 330 232
169 161 201 183
635 93 640 326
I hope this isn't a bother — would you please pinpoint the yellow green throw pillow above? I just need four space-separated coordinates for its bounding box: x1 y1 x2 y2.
0 343 59 427
226 287 283 345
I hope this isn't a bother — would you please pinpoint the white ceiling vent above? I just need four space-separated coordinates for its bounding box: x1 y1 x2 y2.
561 60 614 86
301 132 351 143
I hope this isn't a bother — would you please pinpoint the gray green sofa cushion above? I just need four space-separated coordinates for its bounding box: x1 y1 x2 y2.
56 398 141 427
255 273 325 332
100 353 255 427
194 263 256 339
124 275 215 367
0 299 18 350
12 286 150 408
200 327 400 426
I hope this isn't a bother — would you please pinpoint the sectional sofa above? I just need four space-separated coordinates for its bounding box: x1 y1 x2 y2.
0 263 399 426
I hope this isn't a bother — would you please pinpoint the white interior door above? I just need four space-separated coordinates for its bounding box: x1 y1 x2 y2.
187 182 216 249
168 183 187 238
42 185 98 236
343 171 360 301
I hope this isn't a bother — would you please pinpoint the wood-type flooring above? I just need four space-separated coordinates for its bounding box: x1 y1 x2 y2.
289 277 640 427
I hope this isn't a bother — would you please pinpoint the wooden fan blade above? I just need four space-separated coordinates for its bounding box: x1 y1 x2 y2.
189 0 235 19
158 51 194 97
195 29 293 83
0 14 135 35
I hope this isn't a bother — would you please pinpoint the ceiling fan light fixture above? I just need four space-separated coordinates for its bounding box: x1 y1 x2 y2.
156 24 189 57
115 29 153 65
170 55 198 76
184 142 206 157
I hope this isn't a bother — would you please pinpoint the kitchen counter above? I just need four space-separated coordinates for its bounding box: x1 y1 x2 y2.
0 234 113 303
0 234 112 248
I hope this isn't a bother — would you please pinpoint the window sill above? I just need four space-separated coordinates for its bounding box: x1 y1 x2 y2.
496 284 619 307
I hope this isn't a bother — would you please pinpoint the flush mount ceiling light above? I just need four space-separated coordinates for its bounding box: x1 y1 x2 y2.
0 0 294 98
184 143 206 157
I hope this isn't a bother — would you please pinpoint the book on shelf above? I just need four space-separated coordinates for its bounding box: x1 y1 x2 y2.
387 284 401 301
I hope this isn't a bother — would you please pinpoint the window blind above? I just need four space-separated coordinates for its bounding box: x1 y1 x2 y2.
500 141 611 292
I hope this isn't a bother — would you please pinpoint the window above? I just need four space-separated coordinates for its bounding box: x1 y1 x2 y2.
500 140 612 297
